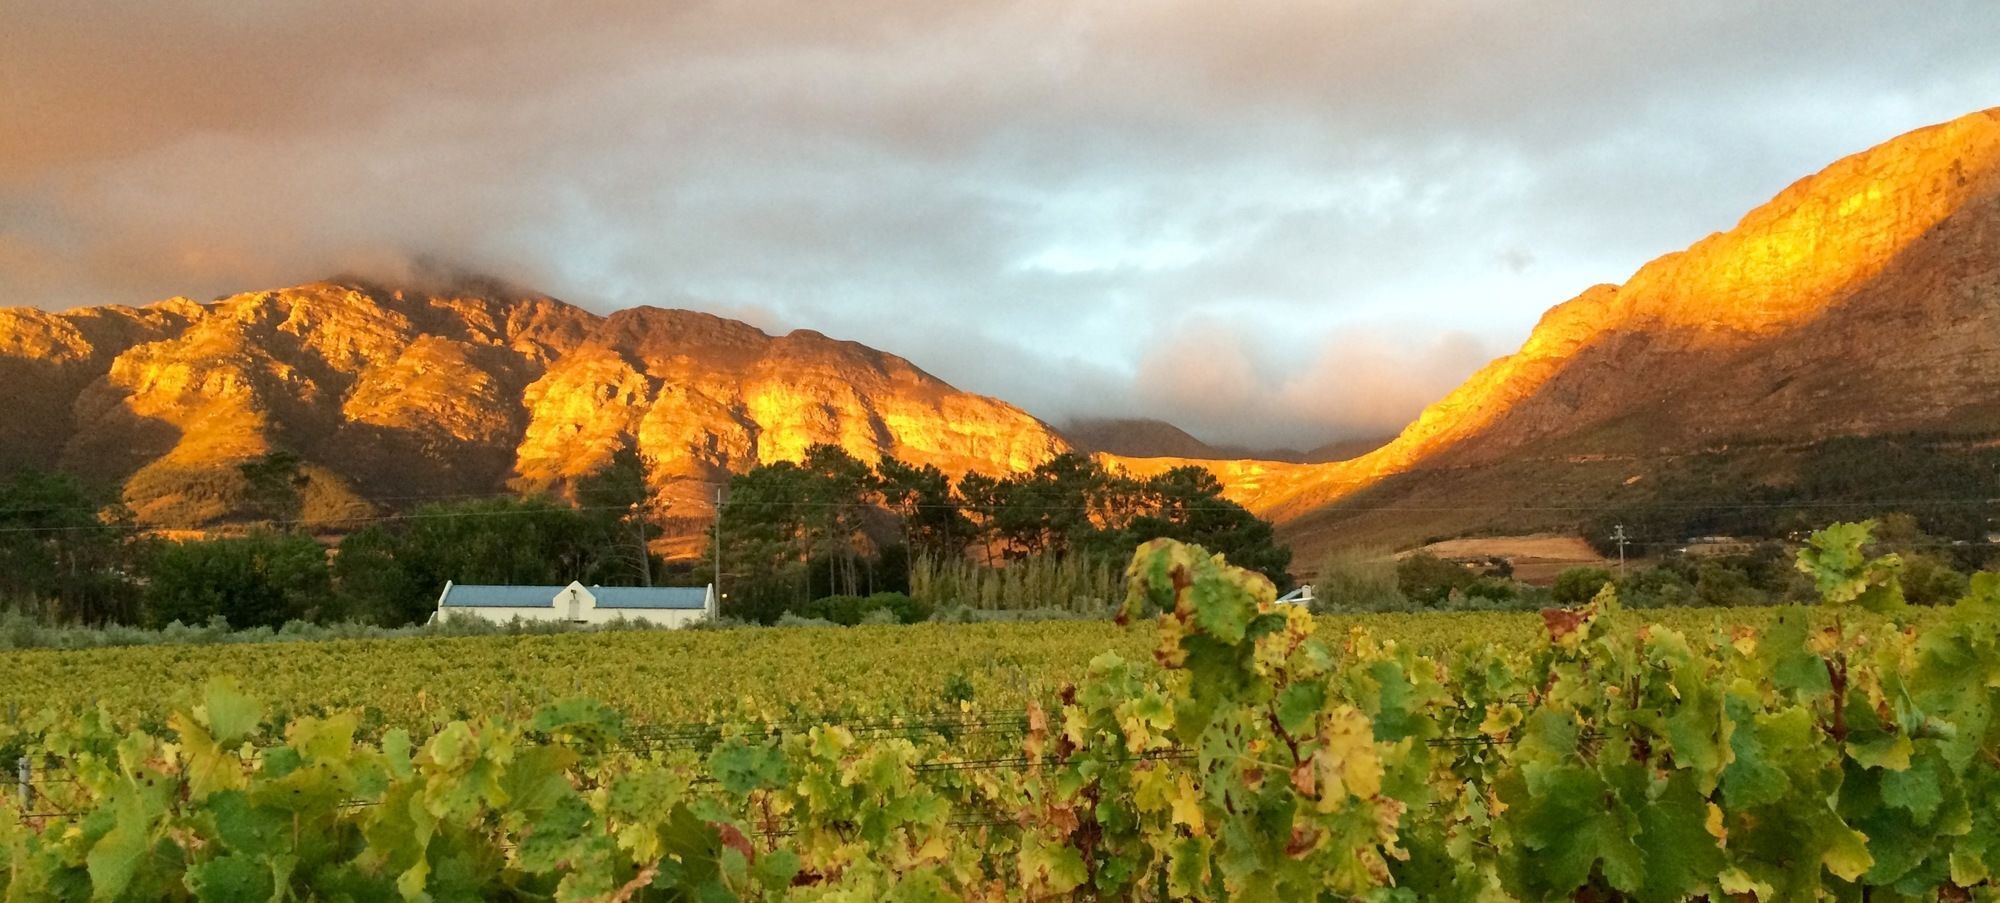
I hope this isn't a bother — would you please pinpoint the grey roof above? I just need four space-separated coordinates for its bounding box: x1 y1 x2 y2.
590 586 709 610
439 585 562 608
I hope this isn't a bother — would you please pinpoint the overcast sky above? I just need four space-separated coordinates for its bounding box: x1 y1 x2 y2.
4 2 1998 449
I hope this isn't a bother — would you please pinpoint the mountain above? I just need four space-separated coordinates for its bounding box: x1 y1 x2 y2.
1061 417 1389 463
1175 106 2000 559
1060 417 1226 460
0 278 1069 527
1298 436 1391 464
9 107 1997 565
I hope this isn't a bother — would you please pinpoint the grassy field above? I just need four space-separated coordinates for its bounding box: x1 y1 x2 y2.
0 606 1831 735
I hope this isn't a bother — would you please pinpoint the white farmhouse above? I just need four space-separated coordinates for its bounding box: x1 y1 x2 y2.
431 581 716 627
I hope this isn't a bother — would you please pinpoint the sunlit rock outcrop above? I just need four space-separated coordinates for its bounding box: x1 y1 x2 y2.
0 277 1067 528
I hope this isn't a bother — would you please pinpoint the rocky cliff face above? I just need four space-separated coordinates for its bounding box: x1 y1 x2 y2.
1232 106 2000 552
0 279 1068 526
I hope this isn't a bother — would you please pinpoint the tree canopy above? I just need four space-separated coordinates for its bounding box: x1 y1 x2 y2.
708 447 1291 621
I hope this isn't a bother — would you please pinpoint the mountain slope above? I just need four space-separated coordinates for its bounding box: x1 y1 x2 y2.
0 279 1069 526
1239 106 2000 555
1060 417 1240 460
1061 417 1388 463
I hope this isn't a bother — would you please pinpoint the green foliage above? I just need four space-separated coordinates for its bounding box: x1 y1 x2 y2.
569 445 665 587
1586 437 2000 556
1694 559 1769 607
910 550 1123 613
143 531 335 629
1616 565 1696 608
713 446 1291 621
1311 546 1406 612
799 592 932 626
1395 551 1474 606
1797 519 1906 615
12 520 2000 899
873 455 972 563
334 495 639 626
236 449 309 523
1902 553 1971 606
1551 566 1615 607
0 469 139 624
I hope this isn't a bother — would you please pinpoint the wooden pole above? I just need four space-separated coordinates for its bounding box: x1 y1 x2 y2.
713 488 724 615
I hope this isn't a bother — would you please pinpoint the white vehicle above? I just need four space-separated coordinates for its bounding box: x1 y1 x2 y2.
1275 584 1316 607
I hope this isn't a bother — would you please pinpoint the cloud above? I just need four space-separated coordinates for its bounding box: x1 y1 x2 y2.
1129 319 1500 449
2 1 1998 445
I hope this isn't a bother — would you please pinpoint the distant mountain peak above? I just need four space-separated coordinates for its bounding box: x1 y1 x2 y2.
0 278 1069 529
1060 416 1387 464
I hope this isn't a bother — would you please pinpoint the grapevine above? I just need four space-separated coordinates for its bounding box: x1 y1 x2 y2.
0 522 1993 900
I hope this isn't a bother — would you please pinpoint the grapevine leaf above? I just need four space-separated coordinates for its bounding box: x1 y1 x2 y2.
1847 733 1913 771
1505 764 1631 896
1274 681 1324 737
1796 521 1906 614
708 740 784 796
85 794 151 900
751 848 801 890
1021 833 1088 895
1761 613 1832 697
184 853 274 902
1662 670 1726 782
1722 700 1811 809
1879 752 1945 821
205 790 284 854
201 678 261 747
1630 770 1725 903
530 697 625 752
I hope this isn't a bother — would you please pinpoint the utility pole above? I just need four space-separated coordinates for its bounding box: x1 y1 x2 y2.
712 488 724 611
630 499 653 588
1611 524 1629 577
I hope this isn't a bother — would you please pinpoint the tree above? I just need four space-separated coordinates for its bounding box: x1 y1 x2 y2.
1615 566 1695 609
238 450 310 524
333 496 637 626
704 451 1294 618
990 454 1103 558
0 469 141 624
800 445 877 598
874 456 970 563
1901 553 1970 606
146 532 334 629
955 471 1006 562
709 461 818 622
1118 466 1291 587
1693 561 1765 607
1551 566 1615 607
1395 553 1473 607
331 525 433 625
572 446 662 586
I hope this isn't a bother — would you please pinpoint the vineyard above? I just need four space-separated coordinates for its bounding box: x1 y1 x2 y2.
1 607 1847 733
4 522 1998 899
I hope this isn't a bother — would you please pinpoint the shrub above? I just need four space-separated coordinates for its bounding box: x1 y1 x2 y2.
1311 547 1405 613
1693 562 1765 607
144 531 336 629
1551 567 1615 607
802 591 934 626
1616 567 1695 609
1395 553 1474 607
1903 553 1970 606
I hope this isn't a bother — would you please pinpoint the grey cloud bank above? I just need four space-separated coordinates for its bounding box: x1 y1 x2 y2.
3 1 1998 448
